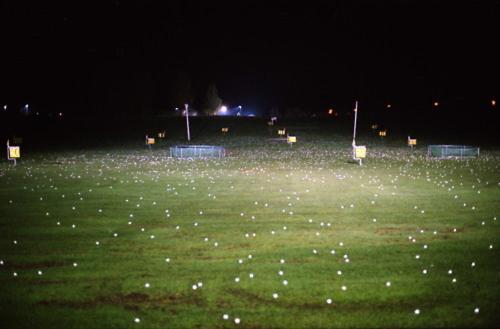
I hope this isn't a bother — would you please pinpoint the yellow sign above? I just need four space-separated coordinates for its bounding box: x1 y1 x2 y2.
287 136 297 143
9 146 20 158
354 146 366 158
379 130 387 137
408 139 417 146
278 129 286 136
147 138 155 145
221 127 229 133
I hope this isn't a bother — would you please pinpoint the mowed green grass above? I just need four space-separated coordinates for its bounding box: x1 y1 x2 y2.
0 135 499 328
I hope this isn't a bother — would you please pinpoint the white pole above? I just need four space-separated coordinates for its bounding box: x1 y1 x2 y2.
185 103 191 141
352 101 358 147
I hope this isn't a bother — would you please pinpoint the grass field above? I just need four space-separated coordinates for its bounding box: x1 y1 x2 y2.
1 131 499 328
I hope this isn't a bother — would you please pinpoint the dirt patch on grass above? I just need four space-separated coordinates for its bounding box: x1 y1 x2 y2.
5 260 66 270
29 279 67 286
37 292 204 311
445 227 464 233
226 288 329 310
375 227 411 235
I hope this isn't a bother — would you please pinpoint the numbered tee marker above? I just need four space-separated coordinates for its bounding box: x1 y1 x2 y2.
221 127 229 134
6 140 20 166
145 135 155 151
408 136 417 149
352 101 366 165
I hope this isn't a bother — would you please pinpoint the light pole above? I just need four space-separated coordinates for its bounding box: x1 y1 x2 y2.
185 104 191 141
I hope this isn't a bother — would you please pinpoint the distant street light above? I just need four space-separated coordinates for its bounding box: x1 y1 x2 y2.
433 101 439 108
220 106 228 114
491 99 496 107
386 104 392 109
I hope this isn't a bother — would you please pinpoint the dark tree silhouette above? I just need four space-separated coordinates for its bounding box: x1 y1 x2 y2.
203 83 222 115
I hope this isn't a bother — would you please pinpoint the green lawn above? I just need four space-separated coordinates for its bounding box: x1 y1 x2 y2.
1 135 499 328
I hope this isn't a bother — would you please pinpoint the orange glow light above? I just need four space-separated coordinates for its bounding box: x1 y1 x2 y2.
328 109 333 115
491 99 496 106
433 101 439 107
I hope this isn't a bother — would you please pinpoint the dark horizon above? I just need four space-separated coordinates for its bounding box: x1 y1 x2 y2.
1 1 499 116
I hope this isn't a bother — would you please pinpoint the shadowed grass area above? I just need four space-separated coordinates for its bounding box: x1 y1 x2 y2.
0 134 499 328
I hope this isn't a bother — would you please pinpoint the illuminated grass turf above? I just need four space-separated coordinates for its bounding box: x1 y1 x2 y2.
0 135 499 328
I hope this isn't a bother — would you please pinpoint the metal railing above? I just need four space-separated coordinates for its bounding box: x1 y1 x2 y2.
170 145 225 159
427 145 480 159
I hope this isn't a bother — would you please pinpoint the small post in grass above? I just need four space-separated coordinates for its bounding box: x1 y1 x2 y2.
408 136 417 150
6 139 20 166
145 135 155 151
352 101 366 165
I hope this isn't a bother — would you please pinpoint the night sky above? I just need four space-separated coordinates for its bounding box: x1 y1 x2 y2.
1 1 499 116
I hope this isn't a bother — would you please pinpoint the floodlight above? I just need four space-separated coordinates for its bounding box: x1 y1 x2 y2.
220 106 227 113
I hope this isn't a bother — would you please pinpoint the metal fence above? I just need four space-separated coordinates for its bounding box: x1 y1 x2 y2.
170 145 225 159
427 145 480 159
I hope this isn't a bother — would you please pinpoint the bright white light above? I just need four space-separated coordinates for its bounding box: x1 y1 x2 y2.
220 106 227 113
238 105 242 109
25 104 29 108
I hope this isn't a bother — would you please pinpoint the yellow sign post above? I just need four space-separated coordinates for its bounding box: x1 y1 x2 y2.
352 101 366 165
9 146 20 158
6 140 20 166
408 136 417 149
354 146 366 159
145 135 155 151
